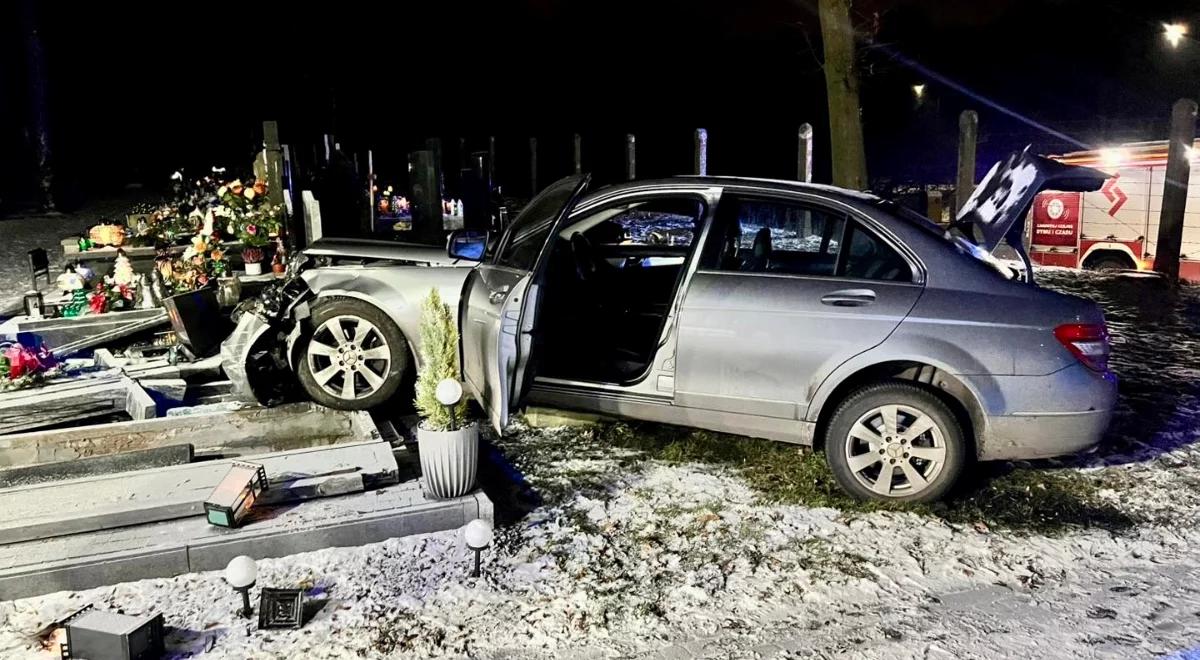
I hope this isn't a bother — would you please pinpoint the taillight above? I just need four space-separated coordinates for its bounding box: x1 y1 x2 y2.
1054 323 1111 372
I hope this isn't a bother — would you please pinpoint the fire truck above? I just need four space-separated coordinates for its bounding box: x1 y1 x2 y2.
1028 140 1200 281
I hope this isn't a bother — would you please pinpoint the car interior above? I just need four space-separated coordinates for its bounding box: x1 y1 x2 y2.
708 196 912 282
533 197 706 384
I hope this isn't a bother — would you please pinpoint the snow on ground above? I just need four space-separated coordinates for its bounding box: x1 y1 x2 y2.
1 270 1200 658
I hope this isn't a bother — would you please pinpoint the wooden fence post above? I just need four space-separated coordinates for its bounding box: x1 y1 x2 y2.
488 136 497 189
956 110 979 213
798 123 813 182
573 133 583 175
366 149 376 233
626 133 636 180
529 137 538 195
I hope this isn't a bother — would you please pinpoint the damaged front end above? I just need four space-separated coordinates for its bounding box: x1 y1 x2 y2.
220 274 314 405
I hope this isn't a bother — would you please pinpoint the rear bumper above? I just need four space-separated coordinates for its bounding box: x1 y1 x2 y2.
972 365 1117 461
978 408 1113 460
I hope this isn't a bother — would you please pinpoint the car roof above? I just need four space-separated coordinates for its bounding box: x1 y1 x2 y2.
579 175 884 208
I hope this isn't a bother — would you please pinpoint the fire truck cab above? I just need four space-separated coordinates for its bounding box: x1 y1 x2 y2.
1029 140 1200 281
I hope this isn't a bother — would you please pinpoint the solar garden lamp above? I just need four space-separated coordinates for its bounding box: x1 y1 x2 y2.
463 518 494 578
225 555 258 618
436 378 464 428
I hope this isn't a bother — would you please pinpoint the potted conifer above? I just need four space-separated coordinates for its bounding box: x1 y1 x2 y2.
415 288 478 499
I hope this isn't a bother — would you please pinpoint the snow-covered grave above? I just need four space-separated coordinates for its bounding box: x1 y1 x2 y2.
2 269 1200 658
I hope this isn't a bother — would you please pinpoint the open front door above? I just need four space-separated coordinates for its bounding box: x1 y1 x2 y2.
460 175 590 432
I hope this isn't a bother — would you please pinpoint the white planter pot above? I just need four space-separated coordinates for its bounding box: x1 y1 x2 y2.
244 262 263 276
417 421 479 499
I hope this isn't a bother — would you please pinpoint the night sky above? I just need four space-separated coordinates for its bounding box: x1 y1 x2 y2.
2 0 1199 207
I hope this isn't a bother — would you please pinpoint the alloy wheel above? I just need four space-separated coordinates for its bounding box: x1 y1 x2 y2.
305 315 391 401
843 404 947 498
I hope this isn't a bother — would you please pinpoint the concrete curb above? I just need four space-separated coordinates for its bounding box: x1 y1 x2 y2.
0 486 493 600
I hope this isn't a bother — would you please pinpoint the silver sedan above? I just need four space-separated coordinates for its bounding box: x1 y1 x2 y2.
230 152 1117 502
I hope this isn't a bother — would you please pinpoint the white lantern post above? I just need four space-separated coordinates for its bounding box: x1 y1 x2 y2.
436 378 464 429
224 555 258 618
463 518 494 578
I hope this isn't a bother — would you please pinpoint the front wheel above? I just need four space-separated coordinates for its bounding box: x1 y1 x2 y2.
296 298 409 410
824 382 966 503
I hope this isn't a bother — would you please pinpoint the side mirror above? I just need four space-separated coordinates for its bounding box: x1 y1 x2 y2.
448 230 488 261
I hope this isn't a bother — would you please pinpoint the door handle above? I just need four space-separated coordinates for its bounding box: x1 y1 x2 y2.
821 289 876 307
488 285 511 304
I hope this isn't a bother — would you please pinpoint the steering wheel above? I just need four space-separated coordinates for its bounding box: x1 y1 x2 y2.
570 232 598 281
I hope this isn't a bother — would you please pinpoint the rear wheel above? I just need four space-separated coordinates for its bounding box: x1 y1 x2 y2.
824 382 966 503
296 298 409 410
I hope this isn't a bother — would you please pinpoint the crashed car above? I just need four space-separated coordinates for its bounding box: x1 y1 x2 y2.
224 149 1117 502
221 239 476 407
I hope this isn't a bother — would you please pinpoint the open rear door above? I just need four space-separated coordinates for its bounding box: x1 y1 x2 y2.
459 175 590 432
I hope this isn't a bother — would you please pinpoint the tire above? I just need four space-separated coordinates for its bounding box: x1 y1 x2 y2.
1086 255 1132 272
823 381 966 503
296 298 409 410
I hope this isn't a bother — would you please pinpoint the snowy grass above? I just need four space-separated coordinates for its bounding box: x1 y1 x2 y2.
498 419 1136 536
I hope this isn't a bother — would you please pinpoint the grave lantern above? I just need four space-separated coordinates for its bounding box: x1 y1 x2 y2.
64 610 164 660
204 461 267 528
23 291 44 319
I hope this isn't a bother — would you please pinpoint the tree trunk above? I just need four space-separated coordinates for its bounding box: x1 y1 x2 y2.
818 0 867 190
1154 98 1198 281
18 0 55 211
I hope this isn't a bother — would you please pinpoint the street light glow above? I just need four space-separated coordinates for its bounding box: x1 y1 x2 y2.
912 84 926 100
1164 22 1188 48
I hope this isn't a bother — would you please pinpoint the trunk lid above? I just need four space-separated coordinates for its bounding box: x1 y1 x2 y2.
954 148 1109 280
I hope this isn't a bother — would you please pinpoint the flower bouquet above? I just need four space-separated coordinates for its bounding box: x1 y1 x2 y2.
0 342 62 392
157 234 228 294
217 179 283 275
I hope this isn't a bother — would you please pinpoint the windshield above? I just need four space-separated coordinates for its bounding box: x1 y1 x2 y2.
874 200 1017 280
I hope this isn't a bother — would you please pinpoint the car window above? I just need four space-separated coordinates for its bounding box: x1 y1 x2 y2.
876 199 1014 280
577 199 701 247
705 197 845 276
841 221 913 282
495 179 581 270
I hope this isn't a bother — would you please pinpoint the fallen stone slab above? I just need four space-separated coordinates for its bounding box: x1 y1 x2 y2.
0 440 399 545
0 402 377 468
0 309 170 359
138 378 188 409
0 375 156 436
0 482 493 600
0 443 194 489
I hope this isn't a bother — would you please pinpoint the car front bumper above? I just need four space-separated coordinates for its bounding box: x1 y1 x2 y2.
972 364 1118 461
